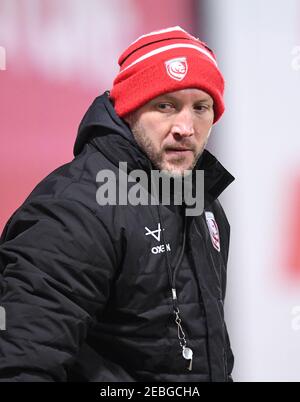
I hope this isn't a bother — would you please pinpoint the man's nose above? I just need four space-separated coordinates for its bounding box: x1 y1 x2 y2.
170 109 195 138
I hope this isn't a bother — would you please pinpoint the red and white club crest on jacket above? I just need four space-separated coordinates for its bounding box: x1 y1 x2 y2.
205 211 221 252
165 57 188 81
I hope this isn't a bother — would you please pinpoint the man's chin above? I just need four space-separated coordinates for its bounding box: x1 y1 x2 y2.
159 162 194 177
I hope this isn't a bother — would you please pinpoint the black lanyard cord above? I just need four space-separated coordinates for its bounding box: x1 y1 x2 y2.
149 163 193 370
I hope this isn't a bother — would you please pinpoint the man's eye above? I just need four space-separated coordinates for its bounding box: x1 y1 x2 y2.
195 104 211 113
157 103 173 111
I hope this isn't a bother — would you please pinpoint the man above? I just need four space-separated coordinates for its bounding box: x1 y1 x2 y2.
0 26 234 382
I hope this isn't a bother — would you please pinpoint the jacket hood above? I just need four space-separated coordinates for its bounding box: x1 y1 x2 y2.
73 92 235 203
74 91 152 173
74 91 134 155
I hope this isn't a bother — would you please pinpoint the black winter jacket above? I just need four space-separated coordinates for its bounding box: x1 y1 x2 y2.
0 92 234 382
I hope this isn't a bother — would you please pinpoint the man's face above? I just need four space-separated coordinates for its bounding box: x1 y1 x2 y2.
125 88 214 176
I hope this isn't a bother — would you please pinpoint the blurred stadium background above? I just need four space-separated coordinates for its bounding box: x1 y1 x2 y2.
1 0 300 381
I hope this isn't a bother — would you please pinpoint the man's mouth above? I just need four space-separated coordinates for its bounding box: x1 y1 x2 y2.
164 147 193 156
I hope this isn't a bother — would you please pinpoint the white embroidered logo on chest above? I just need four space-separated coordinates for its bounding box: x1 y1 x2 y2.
205 211 221 252
145 223 171 254
165 57 188 81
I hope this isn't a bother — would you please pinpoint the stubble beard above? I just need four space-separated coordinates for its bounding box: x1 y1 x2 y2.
131 121 205 177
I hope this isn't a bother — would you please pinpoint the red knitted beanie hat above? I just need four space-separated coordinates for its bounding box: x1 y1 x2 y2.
110 26 225 124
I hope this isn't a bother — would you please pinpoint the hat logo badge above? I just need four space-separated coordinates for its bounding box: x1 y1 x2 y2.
165 57 188 81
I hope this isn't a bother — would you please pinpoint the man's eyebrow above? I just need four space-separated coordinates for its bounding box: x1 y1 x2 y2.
196 98 213 103
154 95 213 103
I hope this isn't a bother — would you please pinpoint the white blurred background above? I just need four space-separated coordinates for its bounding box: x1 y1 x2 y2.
1 0 300 382
202 0 300 381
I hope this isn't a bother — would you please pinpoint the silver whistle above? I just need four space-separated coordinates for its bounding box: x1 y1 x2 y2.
182 346 193 371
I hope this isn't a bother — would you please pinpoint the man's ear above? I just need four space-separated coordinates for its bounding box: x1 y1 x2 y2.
123 113 132 127
123 112 138 129
207 126 213 138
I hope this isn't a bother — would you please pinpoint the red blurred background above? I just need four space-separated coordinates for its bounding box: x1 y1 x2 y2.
0 0 196 230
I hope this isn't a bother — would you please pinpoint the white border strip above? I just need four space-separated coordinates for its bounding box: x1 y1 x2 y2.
120 43 218 73
129 26 186 46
